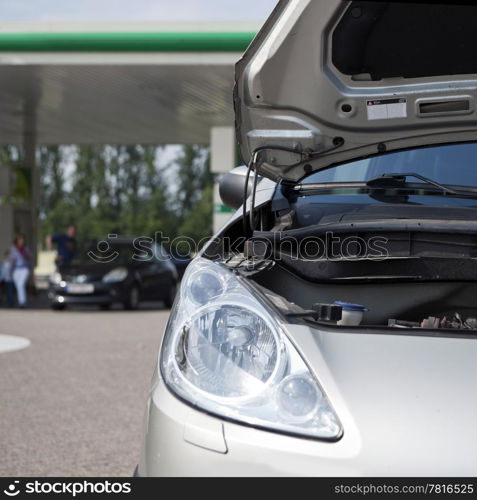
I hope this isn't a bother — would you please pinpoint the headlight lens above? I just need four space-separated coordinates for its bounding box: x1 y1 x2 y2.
161 258 342 440
175 305 281 400
49 272 62 285
102 267 128 283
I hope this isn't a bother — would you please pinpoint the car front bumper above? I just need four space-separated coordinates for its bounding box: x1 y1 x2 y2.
48 283 124 306
139 323 477 477
138 376 362 477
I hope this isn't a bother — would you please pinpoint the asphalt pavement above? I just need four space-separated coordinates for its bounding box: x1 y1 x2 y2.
0 302 169 477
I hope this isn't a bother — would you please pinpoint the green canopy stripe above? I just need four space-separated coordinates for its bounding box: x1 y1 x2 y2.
0 32 256 52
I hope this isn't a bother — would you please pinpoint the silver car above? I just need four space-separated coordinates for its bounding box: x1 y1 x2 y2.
138 0 477 476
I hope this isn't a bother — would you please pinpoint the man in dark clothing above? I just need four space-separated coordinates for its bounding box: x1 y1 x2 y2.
47 225 77 270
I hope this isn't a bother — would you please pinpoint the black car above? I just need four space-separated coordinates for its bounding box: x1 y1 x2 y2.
48 239 178 310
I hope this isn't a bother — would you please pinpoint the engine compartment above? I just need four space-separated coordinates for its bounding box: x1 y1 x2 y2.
251 263 477 330
210 183 477 332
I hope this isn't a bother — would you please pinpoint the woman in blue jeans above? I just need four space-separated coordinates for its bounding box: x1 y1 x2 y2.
10 234 32 309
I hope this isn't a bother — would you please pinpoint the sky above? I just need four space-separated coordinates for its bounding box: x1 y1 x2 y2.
0 0 277 22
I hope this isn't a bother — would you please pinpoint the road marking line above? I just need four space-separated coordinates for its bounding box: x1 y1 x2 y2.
0 335 31 354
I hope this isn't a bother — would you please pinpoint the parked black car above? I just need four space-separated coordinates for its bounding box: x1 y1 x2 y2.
48 239 178 310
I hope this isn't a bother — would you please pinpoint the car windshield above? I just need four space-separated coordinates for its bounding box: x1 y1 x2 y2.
303 143 477 187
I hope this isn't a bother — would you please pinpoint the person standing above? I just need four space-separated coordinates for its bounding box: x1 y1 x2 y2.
0 250 15 307
46 225 77 271
10 234 33 309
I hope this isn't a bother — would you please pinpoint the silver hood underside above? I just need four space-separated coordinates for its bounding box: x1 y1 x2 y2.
235 0 477 182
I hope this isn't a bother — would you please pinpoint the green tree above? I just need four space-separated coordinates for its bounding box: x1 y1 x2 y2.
177 185 213 243
174 145 214 243
141 146 179 239
37 143 214 255
38 146 65 215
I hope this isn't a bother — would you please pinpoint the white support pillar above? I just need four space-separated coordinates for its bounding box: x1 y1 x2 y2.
210 126 236 233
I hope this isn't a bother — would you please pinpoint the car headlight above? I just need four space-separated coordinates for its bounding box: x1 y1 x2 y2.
160 258 342 440
102 267 128 283
49 272 62 285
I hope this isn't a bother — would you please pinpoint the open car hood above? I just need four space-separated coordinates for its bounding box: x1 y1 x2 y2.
235 0 477 182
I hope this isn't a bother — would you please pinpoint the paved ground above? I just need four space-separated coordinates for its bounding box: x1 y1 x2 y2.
0 301 169 477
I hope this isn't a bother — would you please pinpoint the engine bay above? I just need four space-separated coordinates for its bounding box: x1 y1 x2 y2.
216 221 477 332
211 175 477 333
249 262 477 332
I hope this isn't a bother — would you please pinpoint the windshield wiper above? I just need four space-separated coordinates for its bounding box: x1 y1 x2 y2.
366 172 458 195
292 173 477 200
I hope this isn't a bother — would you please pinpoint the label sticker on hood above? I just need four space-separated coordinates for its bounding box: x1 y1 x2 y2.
367 98 407 120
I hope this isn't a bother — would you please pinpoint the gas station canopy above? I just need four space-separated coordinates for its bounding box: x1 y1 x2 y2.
0 22 258 144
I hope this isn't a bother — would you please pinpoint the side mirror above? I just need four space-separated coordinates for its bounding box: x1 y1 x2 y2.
219 166 260 210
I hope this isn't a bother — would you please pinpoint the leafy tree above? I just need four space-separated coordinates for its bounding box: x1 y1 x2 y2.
177 185 213 243
174 145 214 243
38 146 65 216
35 143 214 255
